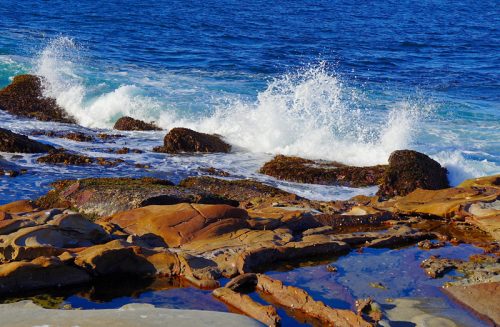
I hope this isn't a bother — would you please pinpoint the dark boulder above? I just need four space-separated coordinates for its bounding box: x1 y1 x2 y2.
377 150 449 198
260 155 386 187
0 74 75 123
0 128 54 153
153 128 231 154
113 116 161 131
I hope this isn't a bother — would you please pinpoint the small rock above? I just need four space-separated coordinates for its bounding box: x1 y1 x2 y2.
113 116 161 131
153 128 231 154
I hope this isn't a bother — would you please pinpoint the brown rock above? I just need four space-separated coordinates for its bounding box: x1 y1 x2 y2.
198 167 231 177
444 282 500 325
236 240 349 274
0 74 75 123
106 203 248 247
37 149 94 165
0 128 54 153
113 116 161 131
35 177 238 217
213 287 280 326
154 127 231 154
0 256 90 295
30 130 94 142
0 200 38 214
179 176 298 206
1 213 109 249
377 150 449 198
74 240 156 276
225 273 258 292
256 274 370 326
260 155 386 187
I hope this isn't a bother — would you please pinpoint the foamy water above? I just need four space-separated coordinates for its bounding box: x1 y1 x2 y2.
0 36 498 204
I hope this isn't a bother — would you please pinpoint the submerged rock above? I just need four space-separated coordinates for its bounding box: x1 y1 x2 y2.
444 282 500 325
0 74 75 123
153 127 231 154
0 128 54 153
260 155 386 187
113 116 161 131
377 150 449 198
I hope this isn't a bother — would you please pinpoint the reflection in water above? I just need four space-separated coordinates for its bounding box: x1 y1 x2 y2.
0 243 491 326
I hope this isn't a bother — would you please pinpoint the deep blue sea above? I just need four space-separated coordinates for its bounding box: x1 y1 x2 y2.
0 0 499 201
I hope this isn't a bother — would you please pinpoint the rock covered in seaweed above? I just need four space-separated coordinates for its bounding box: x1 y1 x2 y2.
377 150 449 197
154 127 231 154
0 128 54 153
113 116 161 131
0 74 75 123
35 177 239 217
260 155 386 187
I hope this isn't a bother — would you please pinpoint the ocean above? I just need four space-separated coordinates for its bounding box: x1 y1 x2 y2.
0 0 499 204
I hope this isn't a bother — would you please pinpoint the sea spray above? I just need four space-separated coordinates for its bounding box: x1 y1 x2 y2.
29 37 497 183
34 36 161 128
159 64 430 166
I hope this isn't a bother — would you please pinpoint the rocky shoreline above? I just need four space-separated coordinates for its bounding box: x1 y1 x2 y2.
0 75 498 326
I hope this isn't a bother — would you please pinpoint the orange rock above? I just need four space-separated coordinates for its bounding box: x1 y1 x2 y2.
444 282 500 326
74 240 156 276
106 203 248 247
213 287 280 326
0 200 38 214
256 274 370 326
0 256 89 295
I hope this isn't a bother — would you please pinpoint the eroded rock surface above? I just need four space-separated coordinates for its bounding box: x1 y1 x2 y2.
0 75 75 123
154 128 231 154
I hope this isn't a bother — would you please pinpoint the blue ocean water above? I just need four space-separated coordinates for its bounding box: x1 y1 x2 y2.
0 0 499 202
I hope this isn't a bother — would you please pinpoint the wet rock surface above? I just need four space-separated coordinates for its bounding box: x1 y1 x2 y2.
0 128 54 153
260 155 387 187
377 150 449 197
0 75 76 123
113 116 161 131
0 173 497 326
35 177 238 217
30 130 95 142
154 127 231 154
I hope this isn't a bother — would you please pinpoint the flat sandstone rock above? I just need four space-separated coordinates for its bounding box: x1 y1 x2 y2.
0 301 262 327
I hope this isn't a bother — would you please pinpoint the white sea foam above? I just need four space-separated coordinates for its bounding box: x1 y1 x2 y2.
431 151 499 186
34 37 161 128
159 64 431 166
29 36 498 187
